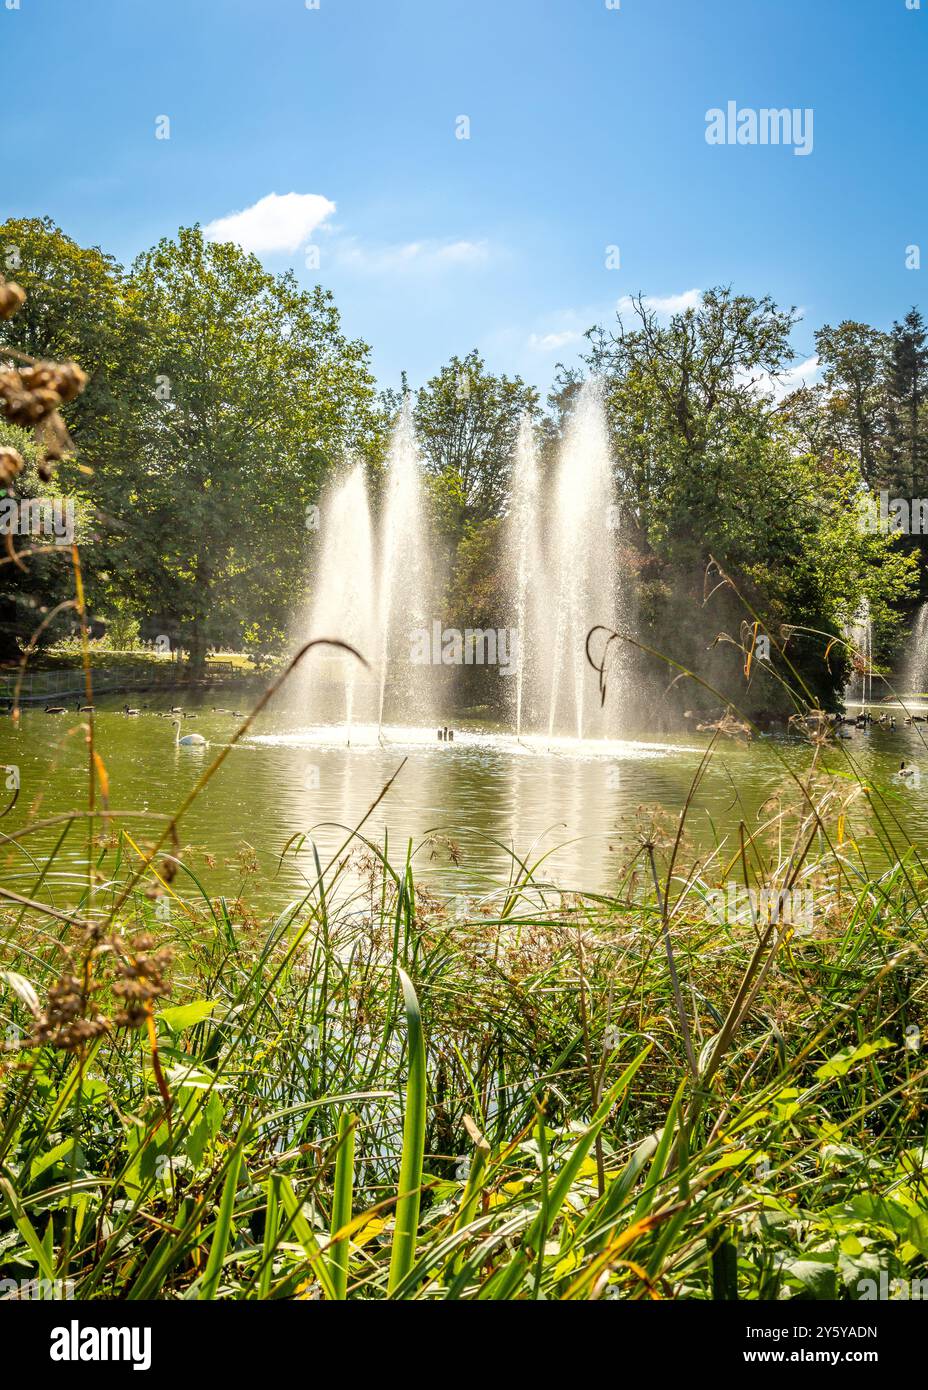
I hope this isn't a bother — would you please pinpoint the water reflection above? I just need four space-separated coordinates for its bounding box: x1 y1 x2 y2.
1 707 927 911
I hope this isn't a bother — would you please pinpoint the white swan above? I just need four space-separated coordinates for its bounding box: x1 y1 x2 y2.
172 718 206 748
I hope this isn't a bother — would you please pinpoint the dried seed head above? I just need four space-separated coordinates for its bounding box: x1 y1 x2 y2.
36 409 75 462
0 445 24 486
30 972 109 1051
113 933 173 1028
0 362 87 431
0 373 61 426
18 361 87 403
0 280 26 320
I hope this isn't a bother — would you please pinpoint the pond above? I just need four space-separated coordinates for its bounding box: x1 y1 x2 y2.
2 695 927 914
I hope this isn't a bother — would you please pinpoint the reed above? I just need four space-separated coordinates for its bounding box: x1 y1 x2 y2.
0 575 925 1299
0 761 925 1300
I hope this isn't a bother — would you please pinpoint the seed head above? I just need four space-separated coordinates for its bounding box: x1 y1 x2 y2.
0 280 25 320
113 933 173 1028
0 445 23 486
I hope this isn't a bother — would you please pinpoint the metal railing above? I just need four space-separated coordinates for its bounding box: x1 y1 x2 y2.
0 663 246 704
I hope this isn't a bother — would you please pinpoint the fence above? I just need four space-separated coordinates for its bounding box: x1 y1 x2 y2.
0 663 248 704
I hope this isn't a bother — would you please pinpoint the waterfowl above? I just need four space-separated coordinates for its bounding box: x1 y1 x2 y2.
44 704 67 714
123 704 140 717
172 718 206 748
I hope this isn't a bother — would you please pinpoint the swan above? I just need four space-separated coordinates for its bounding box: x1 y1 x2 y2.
172 718 206 748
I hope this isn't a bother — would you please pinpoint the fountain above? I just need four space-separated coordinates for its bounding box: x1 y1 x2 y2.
297 462 377 736
506 414 543 738
375 399 435 731
847 600 873 707
295 381 628 745
515 381 622 740
902 602 928 697
296 401 437 735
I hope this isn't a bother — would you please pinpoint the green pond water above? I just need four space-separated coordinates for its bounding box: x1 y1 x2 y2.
2 694 927 914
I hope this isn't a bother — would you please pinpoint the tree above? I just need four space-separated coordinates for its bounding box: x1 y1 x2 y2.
814 321 890 484
0 419 77 660
585 289 916 713
887 307 928 497
0 220 385 666
105 226 383 667
413 351 539 528
589 287 799 559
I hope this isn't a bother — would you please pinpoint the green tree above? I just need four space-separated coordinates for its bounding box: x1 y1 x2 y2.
0 419 76 660
590 287 798 559
814 321 890 484
111 226 383 668
586 289 916 712
887 307 928 496
413 351 539 528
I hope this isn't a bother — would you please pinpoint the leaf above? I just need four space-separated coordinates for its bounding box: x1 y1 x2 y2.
198 1139 244 1300
158 1000 219 1032
777 1257 838 1299
387 968 427 1297
815 1039 892 1080
0 969 40 1017
706 1147 755 1173
328 1111 357 1301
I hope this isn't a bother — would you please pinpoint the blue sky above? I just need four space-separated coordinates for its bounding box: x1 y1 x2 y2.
6 0 927 394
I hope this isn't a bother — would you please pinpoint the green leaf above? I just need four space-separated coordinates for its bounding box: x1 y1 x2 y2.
815 1039 892 1080
387 969 427 1297
158 1000 219 1031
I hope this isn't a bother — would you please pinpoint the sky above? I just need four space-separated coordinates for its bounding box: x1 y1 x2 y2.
5 0 928 395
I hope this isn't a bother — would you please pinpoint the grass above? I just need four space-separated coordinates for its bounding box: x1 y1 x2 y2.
0 583 926 1301
10 645 260 673
0 749 926 1300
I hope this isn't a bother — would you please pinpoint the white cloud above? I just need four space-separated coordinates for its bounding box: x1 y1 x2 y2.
528 329 586 352
334 237 491 274
616 288 702 320
204 192 336 254
742 353 820 403
524 290 703 356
